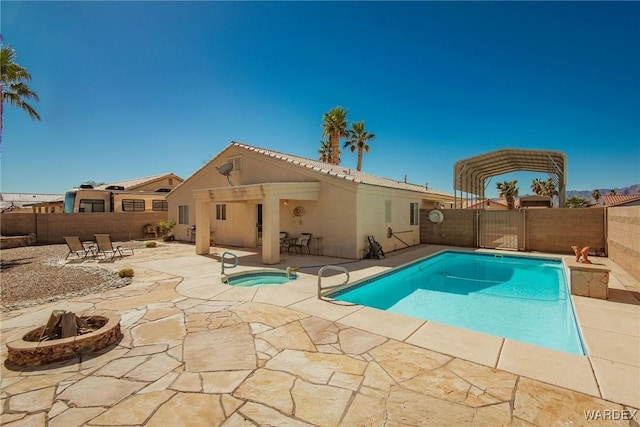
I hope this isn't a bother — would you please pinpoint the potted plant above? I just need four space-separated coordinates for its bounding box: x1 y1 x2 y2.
157 220 176 241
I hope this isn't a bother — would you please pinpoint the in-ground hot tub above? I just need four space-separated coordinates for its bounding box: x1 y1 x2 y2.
222 269 298 287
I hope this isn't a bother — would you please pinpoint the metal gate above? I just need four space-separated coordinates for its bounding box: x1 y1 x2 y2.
477 210 525 250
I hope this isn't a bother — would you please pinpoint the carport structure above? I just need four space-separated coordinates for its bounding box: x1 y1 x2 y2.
453 148 567 208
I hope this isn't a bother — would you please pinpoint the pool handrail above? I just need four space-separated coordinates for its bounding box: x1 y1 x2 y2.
317 265 350 299
221 251 239 275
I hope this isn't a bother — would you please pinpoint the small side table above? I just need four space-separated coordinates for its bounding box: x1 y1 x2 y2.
311 236 323 256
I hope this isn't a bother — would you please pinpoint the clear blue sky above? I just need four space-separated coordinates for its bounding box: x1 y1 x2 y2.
2 1 638 198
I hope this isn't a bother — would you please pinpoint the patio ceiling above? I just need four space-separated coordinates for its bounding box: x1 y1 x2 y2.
453 148 566 207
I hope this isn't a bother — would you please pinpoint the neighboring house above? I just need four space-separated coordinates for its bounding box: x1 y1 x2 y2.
518 195 553 209
0 193 64 213
63 173 184 213
93 173 183 192
464 199 509 210
602 194 640 207
168 142 455 264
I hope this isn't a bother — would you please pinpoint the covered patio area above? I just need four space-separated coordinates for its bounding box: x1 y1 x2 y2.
192 182 320 264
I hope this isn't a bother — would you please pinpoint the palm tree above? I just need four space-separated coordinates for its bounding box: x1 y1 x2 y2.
321 106 349 165
566 196 590 208
318 139 332 163
591 189 601 205
496 180 519 209
1 37 41 147
543 179 558 197
344 121 374 171
531 178 544 195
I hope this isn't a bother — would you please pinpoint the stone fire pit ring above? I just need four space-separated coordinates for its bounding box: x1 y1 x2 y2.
6 310 122 367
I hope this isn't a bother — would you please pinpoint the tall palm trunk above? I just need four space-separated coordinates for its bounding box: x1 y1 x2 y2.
331 132 340 164
0 87 4 148
356 147 364 171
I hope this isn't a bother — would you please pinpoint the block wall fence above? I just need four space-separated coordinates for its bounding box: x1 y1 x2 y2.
1 212 167 244
420 206 639 282
606 207 640 282
2 207 638 282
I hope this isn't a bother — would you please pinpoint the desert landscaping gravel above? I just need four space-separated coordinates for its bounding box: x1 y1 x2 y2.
1 242 143 312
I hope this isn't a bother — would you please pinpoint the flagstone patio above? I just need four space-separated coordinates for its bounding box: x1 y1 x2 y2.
1 243 638 426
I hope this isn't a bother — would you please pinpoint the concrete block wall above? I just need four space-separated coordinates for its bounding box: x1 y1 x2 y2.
1 213 36 236
420 208 606 256
1 212 167 244
607 206 640 282
526 208 605 254
420 209 476 247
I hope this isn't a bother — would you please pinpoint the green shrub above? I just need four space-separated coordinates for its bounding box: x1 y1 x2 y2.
157 220 176 234
118 268 134 278
145 241 157 248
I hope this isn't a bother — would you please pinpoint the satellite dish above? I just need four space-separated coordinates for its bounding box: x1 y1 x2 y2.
215 162 234 186
216 162 233 176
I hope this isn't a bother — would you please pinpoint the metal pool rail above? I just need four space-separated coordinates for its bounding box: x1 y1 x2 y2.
221 251 238 275
317 265 350 299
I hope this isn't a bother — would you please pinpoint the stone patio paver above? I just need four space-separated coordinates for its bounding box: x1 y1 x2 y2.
184 323 256 372
145 392 226 426
88 390 175 425
56 376 145 407
48 407 105 427
2 243 639 426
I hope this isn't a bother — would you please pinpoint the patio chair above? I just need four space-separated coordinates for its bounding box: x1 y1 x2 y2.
279 232 288 252
63 236 96 260
289 233 312 256
94 234 134 260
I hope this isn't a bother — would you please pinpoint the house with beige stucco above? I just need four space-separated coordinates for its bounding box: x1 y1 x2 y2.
167 142 455 264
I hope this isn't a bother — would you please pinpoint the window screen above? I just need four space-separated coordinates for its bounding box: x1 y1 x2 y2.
179 205 189 224
122 199 145 211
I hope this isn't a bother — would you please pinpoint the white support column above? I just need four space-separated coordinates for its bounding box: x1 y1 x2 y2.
261 194 280 264
195 199 210 255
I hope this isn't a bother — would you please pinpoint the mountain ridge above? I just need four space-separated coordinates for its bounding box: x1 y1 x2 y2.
565 184 640 201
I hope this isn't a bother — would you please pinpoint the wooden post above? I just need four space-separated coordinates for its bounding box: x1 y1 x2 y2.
61 312 78 338
39 310 65 341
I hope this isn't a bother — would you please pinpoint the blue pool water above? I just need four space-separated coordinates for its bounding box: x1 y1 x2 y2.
333 251 585 355
224 270 297 287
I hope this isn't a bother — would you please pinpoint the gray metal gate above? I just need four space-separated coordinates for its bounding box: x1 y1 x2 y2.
477 210 525 250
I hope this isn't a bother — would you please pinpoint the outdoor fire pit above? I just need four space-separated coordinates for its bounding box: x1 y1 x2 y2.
6 310 122 367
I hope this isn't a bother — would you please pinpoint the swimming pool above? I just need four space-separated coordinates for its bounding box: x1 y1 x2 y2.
222 269 297 287
333 251 585 355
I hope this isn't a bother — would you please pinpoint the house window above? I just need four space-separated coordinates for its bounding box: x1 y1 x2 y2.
410 203 419 225
168 178 174 185
229 156 242 172
122 199 145 212
79 199 105 212
152 200 168 211
178 205 189 224
385 200 392 222
216 204 227 220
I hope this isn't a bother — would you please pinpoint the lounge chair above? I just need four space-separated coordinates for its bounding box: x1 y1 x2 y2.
288 233 312 256
63 236 96 260
94 234 134 260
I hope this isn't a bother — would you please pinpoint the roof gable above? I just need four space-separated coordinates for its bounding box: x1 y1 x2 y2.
94 173 182 191
171 141 454 199
230 142 451 196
